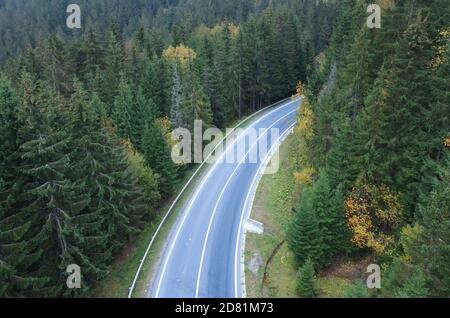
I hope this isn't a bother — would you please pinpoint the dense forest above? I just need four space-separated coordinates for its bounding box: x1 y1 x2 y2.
1 0 449 299
0 0 336 297
288 0 450 297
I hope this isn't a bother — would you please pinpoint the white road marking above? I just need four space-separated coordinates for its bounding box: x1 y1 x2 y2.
154 99 298 297
194 108 299 297
234 120 298 297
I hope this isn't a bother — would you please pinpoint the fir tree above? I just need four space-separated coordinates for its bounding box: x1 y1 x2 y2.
296 258 318 298
287 187 324 266
112 75 134 140
142 120 178 198
345 282 369 298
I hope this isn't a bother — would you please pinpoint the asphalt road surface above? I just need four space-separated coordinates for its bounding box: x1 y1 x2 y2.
150 98 301 298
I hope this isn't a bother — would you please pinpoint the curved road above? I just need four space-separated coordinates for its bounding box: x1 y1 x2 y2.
150 98 301 298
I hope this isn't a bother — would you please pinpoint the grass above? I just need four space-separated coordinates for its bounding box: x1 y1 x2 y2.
316 277 352 298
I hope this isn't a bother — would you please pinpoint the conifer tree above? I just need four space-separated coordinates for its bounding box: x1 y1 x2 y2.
182 60 213 131
0 76 45 296
142 120 178 198
112 75 134 140
310 172 351 264
287 187 324 266
102 27 125 108
296 258 318 298
395 268 429 298
14 73 85 296
345 282 369 298
170 63 184 129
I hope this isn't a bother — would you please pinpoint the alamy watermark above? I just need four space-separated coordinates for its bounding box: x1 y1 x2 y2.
367 264 381 289
66 4 81 29
367 4 381 29
66 264 81 289
65 4 381 30
171 120 282 175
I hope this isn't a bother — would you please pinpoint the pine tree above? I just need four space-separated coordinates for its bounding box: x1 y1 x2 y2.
182 59 213 131
130 87 158 151
310 172 351 265
344 282 369 298
80 26 104 79
413 152 450 297
141 56 171 117
142 120 178 198
69 79 148 261
170 62 184 128
287 187 324 266
102 27 125 109
296 258 317 298
42 34 72 96
213 22 235 124
0 76 45 296
112 75 134 140
14 73 85 296
395 268 429 298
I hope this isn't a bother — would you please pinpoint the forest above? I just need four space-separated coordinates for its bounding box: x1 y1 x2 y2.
0 0 335 297
0 0 449 298
288 0 450 297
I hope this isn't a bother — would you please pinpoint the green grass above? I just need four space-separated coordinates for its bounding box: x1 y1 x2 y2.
316 277 352 298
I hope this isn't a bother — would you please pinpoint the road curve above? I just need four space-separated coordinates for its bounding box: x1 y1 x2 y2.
150 98 301 298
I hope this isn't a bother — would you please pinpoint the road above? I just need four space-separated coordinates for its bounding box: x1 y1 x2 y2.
150 98 301 298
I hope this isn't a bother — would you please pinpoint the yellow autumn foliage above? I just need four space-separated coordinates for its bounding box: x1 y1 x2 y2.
345 183 403 254
210 22 239 38
294 167 315 185
444 136 450 149
430 26 450 70
162 44 197 67
292 81 316 183
398 223 423 263
292 81 305 100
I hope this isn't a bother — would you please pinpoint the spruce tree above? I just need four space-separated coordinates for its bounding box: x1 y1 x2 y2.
310 172 351 265
287 187 324 266
413 152 450 297
69 79 147 259
142 120 178 198
170 63 184 128
112 75 134 140
344 282 369 298
102 27 125 109
0 76 46 296
395 268 429 298
296 258 317 298
14 73 85 296
182 60 213 131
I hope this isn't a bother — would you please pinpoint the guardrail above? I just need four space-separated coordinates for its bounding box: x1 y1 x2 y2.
127 96 295 298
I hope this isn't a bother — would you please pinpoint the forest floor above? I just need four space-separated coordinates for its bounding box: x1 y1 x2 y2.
245 134 369 298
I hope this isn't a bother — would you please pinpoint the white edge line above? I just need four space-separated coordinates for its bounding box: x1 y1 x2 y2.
235 122 297 298
234 99 302 297
194 107 299 297
148 98 299 298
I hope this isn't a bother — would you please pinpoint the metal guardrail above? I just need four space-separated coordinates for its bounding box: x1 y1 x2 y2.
127 96 295 298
